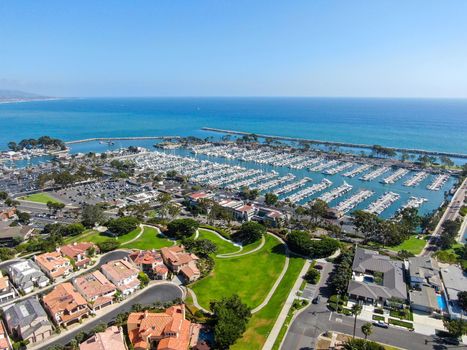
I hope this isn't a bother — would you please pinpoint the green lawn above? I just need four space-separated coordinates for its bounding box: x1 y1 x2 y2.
64 228 141 245
20 192 62 204
388 236 426 255
124 226 173 250
191 235 287 310
232 255 306 350
197 229 241 255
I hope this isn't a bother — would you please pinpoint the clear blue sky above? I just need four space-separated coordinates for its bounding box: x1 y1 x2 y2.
1 0 466 97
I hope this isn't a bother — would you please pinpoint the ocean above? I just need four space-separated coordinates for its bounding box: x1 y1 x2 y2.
0 97 464 218
0 97 466 154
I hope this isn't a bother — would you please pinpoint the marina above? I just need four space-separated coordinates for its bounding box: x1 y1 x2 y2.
427 174 450 191
283 179 332 204
342 164 372 177
317 182 353 203
322 162 354 175
274 178 311 196
404 171 429 187
309 160 339 172
365 191 401 215
334 189 375 213
381 168 410 184
401 196 428 211
360 166 390 181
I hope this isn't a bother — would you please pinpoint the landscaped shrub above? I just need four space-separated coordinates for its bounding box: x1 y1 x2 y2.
374 308 384 314
304 268 320 284
372 315 385 321
388 318 414 330
199 224 231 240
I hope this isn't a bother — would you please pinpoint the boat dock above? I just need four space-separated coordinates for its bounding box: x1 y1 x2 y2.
381 168 409 184
323 162 354 175
274 178 311 195
404 171 429 187
309 160 339 172
342 164 372 177
65 136 180 145
365 191 400 215
251 174 295 192
360 166 390 181
334 189 374 213
284 179 332 203
427 174 449 191
401 196 428 210
318 182 353 203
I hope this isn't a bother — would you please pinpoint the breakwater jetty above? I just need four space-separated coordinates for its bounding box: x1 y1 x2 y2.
202 127 467 159
65 136 180 145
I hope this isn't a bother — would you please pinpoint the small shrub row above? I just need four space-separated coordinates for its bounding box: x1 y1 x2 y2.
388 318 414 330
372 315 385 321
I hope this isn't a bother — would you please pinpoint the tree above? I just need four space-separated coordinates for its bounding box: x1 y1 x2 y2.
0 247 16 262
182 238 217 257
351 303 363 338
361 322 373 340
62 223 85 236
443 318 467 338
97 240 120 252
458 291 467 313
307 199 329 224
0 191 8 200
138 272 150 288
166 218 199 239
16 211 31 224
46 201 65 213
106 216 140 236
210 295 251 350
81 204 105 227
304 268 320 284
287 231 339 258
233 221 266 245
342 338 384 350
264 192 278 206
239 187 259 201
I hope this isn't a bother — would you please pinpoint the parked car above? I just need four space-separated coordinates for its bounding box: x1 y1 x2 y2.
373 321 389 329
314 264 324 270
312 296 321 304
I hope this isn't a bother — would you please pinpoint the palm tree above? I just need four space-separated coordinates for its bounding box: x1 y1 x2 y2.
361 322 373 340
351 303 363 338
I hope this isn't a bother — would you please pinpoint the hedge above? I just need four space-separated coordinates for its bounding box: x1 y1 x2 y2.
372 315 385 321
388 318 414 330
199 224 231 240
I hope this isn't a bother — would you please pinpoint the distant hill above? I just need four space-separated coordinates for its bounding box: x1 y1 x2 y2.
0 89 51 102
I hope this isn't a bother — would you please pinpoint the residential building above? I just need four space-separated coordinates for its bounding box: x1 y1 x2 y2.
129 250 168 280
43 282 90 327
252 206 286 227
0 320 12 350
59 242 98 270
74 271 117 311
2 298 53 344
347 247 407 304
217 199 255 222
101 259 140 296
8 260 49 294
187 191 214 205
407 257 442 314
0 207 16 222
79 326 127 350
0 272 17 304
160 246 200 282
0 225 34 247
127 305 199 350
35 251 72 280
440 265 467 320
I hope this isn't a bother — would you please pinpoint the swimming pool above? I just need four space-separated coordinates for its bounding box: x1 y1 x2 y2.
437 294 448 312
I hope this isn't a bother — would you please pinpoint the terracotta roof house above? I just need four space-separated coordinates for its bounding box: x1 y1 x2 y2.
43 282 90 327
35 251 72 280
127 305 199 350
8 260 50 294
59 242 98 270
74 271 117 311
347 247 407 304
2 298 53 345
129 250 168 280
160 246 200 282
0 320 12 350
0 272 17 304
79 326 127 350
101 259 140 296
0 207 16 222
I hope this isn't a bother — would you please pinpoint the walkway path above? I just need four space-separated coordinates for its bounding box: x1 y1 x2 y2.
262 259 311 350
216 235 265 258
120 224 145 246
187 287 212 314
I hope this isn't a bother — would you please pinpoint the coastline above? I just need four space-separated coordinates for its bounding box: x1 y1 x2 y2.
0 97 64 105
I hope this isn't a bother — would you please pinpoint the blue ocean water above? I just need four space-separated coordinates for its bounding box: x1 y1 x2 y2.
0 97 466 154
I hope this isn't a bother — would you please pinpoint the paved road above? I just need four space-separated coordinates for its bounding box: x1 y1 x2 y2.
34 283 183 349
421 177 466 256
281 262 457 350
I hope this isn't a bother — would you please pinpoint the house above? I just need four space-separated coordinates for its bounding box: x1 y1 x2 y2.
253 206 286 227
347 247 407 304
43 282 90 326
79 326 127 350
0 207 16 222
0 320 12 350
0 225 34 247
2 298 53 344
101 259 140 296
59 242 98 269
187 192 214 205
160 246 200 282
440 265 467 320
8 260 50 293
407 257 442 314
127 305 199 350
74 271 117 311
129 250 168 280
217 199 254 222
0 272 17 304
126 191 158 204
35 251 72 280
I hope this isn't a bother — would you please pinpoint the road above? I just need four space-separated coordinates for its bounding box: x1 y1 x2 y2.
31 283 183 349
281 262 456 350
421 177 466 256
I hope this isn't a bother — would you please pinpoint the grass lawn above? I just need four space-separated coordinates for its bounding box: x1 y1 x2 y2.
191 235 287 310
20 192 62 204
232 255 306 350
64 227 141 245
197 229 241 255
388 236 426 255
124 226 173 250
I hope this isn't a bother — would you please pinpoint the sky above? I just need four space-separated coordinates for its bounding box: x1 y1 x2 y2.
0 1 466 98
